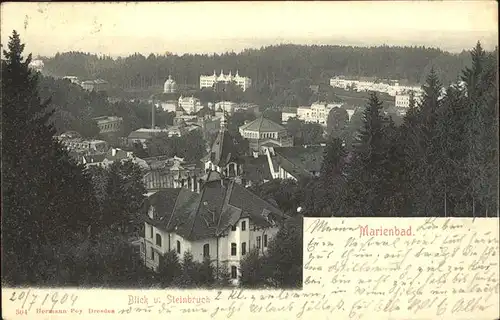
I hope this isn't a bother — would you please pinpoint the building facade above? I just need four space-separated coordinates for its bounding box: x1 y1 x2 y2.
281 107 298 124
395 91 423 109
200 70 252 92
141 175 289 284
295 102 343 126
94 116 123 134
178 96 202 114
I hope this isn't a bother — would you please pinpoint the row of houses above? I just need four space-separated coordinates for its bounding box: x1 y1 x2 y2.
156 97 259 116
330 76 424 97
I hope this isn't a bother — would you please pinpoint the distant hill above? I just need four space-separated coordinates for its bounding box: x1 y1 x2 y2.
41 44 475 91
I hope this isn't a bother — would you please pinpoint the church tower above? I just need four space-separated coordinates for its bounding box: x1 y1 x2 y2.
202 111 243 183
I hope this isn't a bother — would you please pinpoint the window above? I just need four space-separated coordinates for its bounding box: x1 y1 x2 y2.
231 243 237 256
241 221 246 231
242 242 247 255
156 234 162 247
231 266 237 279
256 236 261 249
264 235 268 247
177 240 181 254
150 248 155 260
231 225 237 231
203 244 210 257
150 226 153 238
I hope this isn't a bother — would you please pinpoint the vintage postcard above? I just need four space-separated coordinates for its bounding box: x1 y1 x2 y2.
1 1 498 319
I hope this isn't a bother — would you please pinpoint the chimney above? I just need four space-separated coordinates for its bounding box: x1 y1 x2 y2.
151 103 156 129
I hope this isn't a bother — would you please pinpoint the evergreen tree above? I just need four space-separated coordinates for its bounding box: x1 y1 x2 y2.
413 68 445 215
214 262 232 288
239 248 267 288
2 30 97 285
265 216 303 288
197 256 216 287
158 250 182 287
319 137 347 216
173 251 199 288
461 42 498 216
101 160 146 235
346 92 389 216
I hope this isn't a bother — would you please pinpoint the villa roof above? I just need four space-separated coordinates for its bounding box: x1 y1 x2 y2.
273 146 324 179
146 177 288 241
239 116 286 133
242 155 273 182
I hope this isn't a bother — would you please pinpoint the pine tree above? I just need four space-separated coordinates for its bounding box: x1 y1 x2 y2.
2 30 97 285
198 256 215 287
319 137 347 216
239 248 266 288
102 160 146 235
461 42 498 216
158 250 182 287
412 68 444 215
265 216 303 288
347 92 389 216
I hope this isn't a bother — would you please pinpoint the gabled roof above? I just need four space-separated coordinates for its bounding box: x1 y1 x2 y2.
209 130 240 167
242 155 272 182
273 146 324 179
147 177 288 241
239 116 286 133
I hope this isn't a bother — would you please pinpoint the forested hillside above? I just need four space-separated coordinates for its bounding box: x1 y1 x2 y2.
43 44 473 90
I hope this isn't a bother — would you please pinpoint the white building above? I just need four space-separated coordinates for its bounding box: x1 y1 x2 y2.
178 96 202 114
163 75 177 93
395 91 423 109
296 102 343 126
329 77 359 90
331 76 424 97
200 70 252 91
281 107 298 124
141 172 289 284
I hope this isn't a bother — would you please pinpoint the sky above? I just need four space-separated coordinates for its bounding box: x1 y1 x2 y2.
1 1 498 58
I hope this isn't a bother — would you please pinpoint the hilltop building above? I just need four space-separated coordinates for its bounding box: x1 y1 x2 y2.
199 70 252 92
